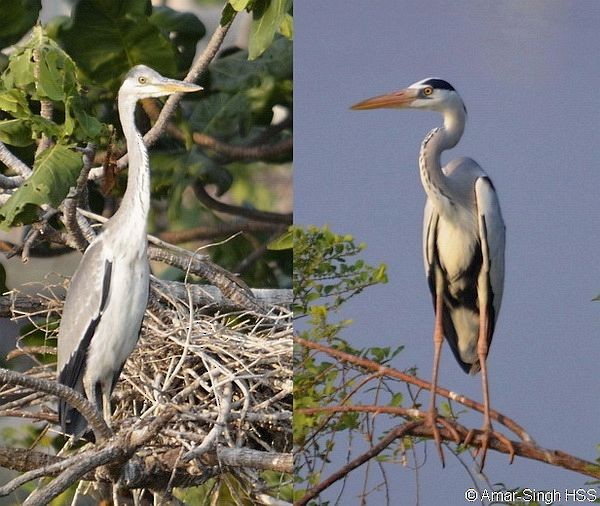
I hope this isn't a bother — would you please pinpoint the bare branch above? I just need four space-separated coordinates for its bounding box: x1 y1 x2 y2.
158 221 284 244
0 140 31 179
0 368 111 442
295 421 421 506
194 183 292 225
193 132 292 161
217 447 292 473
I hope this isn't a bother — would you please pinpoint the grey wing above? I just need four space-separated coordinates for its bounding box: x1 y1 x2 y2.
57 238 112 429
475 177 505 331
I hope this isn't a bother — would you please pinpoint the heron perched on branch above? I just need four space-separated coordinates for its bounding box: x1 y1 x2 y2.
57 65 201 438
352 78 509 467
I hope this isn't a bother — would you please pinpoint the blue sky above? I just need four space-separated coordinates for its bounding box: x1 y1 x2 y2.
296 1 600 503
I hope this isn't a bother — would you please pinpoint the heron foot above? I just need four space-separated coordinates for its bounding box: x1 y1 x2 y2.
425 409 445 467
464 425 516 470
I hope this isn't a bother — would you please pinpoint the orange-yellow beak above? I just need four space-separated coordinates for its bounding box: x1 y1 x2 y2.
350 88 419 110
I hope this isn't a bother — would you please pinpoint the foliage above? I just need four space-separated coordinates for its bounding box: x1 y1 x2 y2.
0 0 293 286
293 225 387 315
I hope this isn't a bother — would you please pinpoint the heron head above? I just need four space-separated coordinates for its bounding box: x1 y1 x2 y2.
120 65 202 99
351 77 465 114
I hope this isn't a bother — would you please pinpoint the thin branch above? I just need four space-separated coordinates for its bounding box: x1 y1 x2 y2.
61 144 96 251
194 183 292 225
0 368 111 442
193 132 292 161
294 336 534 444
0 140 31 179
295 421 421 506
157 221 284 244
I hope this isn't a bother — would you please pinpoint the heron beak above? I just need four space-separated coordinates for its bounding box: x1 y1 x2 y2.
350 88 419 110
158 80 203 94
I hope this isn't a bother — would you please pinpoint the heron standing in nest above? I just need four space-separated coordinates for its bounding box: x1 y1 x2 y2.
57 65 201 438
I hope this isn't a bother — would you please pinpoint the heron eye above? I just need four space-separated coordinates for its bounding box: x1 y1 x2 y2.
423 87 434 96
138 76 147 84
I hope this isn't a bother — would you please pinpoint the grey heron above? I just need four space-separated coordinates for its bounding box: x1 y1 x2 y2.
351 78 507 466
57 65 201 438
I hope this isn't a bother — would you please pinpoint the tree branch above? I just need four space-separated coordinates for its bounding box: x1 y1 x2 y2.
295 421 422 506
294 336 534 444
297 405 600 480
194 183 292 225
0 368 111 442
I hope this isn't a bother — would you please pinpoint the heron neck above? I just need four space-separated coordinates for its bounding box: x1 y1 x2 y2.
112 97 150 233
418 106 466 209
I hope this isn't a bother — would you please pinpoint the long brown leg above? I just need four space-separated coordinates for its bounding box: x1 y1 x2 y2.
428 291 445 466
477 307 491 469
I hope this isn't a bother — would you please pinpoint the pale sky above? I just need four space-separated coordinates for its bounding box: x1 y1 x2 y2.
296 1 600 503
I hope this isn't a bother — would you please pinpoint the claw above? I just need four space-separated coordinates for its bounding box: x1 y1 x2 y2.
427 409 445 467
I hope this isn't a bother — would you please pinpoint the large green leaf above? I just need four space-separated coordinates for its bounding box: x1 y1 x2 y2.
3 26 78 101
210 36 292 92
0 0 41 49
0 119 33 146
0 144 82 228
150 148 232 198
248 0 291 60
149 6 205 72
0 89 30 118
188 91 251 140
59 0 177 88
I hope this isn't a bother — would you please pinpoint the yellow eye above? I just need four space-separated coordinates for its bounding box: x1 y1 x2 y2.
138 76 147 84
423 87 433 96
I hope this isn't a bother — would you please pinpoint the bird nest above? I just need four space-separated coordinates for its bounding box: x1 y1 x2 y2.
1 275 292 495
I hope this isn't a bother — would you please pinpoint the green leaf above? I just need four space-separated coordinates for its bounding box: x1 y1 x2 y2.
267 228 292 250
0 144 82 228
229 0 251 11
248 0 291 60
0 89 30 118
58 0 177 88
210 36 292 92
0 119 33 146
150 148 233 201
0 0 41 49
188 91 251 140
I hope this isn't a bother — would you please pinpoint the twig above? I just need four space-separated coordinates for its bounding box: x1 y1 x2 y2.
295 421 421 506
183 382 232 462
158 221 283 244
61 144 96 251
33 47 54 155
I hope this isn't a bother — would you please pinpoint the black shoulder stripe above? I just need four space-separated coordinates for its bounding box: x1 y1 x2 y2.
58 259 113 431
100 260 112 313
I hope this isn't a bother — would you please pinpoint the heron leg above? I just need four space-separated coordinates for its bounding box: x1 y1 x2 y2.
427 291 445 466
476 308 492 469
101 383 112 429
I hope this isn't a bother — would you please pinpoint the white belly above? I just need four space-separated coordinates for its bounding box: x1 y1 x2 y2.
436 210 478 281
84 248 149 389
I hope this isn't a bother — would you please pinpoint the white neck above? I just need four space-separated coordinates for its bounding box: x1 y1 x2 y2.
418 105 466 209
111 95 150 233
